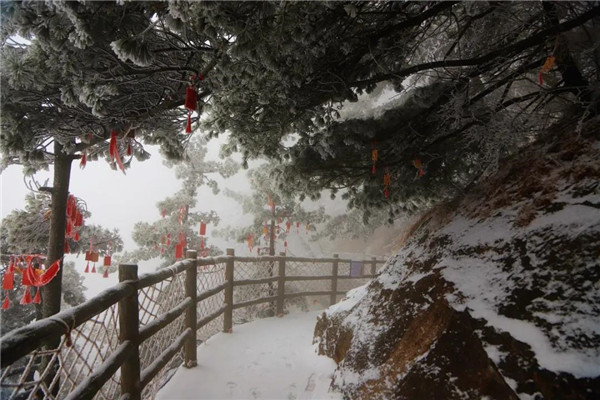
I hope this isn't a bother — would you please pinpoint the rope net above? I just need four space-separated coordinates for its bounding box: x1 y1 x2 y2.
0 304 121 400
233 259 277 324
285 260 332 311
0 256 376 399
196 262 225 341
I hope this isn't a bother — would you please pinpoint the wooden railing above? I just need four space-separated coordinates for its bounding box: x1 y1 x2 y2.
0 249 385 400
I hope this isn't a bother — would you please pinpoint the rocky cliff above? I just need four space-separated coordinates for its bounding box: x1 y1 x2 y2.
314 120 600 400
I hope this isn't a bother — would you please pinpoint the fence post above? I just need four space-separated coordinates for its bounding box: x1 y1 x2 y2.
277 252 286 317
330 254 339 306
223 248 234 333
184 250 198 368
371 256 377 276
118 264 141 400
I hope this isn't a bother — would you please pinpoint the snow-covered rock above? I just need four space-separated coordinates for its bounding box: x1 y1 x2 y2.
314 120 600 399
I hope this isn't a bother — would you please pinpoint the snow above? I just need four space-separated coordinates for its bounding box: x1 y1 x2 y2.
156 311 341 400
326 284 368 315
436 187 600 379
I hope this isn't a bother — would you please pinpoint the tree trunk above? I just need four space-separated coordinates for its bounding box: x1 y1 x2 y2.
41 141 72 394
268 219 276 316
541 2 593 108
42 141 72 320
269 219 275 256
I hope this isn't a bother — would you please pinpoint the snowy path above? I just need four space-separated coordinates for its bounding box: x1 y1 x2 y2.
156 311 341 400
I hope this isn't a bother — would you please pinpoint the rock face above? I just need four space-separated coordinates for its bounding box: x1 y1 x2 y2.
314 122 600 399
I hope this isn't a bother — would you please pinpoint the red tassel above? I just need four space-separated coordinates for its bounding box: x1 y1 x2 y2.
126 141 132 156
20 287 32 305
22 265 35 286
84 262 89 273
103 268 109 278
109 130 117 158
66 195 74 217
384 187 390 198
33 287 41 304
80 152 87 169
64 239 70 253
91 264 96 273
2 294 10 310
185 112 192 134
2 270 14 290
75 211 83 227
538 71 544 85
185 86 197 111
74 231 80 242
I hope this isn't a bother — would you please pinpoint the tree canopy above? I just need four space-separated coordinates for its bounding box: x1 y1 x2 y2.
2 0 599 224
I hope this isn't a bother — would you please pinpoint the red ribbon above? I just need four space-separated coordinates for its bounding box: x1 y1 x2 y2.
109 131 126 173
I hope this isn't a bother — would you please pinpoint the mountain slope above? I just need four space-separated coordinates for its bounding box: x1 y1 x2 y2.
314 118 600 400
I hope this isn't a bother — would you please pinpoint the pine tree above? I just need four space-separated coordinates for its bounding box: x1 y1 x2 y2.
215 166 328 256
0 1 215 321
124 136 238 266
0 192 121 334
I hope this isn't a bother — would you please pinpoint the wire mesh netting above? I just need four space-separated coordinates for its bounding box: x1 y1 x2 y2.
232 259 277 324
285 260 332 311
196 262 225 341
138 270 186 399
0 304 121 400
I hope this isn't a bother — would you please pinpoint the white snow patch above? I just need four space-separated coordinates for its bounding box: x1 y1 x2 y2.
327 284 369 315
484 344 506 365
334 365 381 388
443 257 600 378
157 311 341 399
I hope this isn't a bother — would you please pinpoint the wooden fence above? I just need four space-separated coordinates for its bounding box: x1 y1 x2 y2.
0 249 385 400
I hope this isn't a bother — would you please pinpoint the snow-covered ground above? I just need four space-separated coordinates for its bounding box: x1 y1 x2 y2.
157 311 341 400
